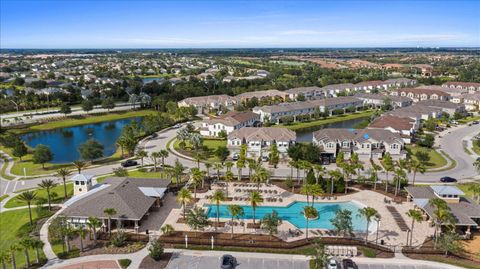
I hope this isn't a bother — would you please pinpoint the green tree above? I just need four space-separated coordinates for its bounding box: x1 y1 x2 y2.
186 206 209 236
415 150 431 164
161 224 175 236
209 190 226 229
113 167 128 177
408 158 426 186
56 168 71 200
357 207 378 244
17 190 37 226
150 151 161 171
32 144 53 169
59 103 72 115
30 238 44 265
190 168 205 199
78 139 104 161
19 237 32 268
12 141 27 161
330 209 353 237
176 188 193 218
261 210 283 239
148 238 164 261
173 159 185 187
101 98 115 112
428 198 454 249
303 206 318 240
0 250 10 269
406 209 423 246
227 204 244 239
310 184 324 206
9 243 21 269
214 146 230 164
249 191 263 226
77 226 88 252
328 169 342 195
136 150 148 167
87 216 102 245
268 143 280 168
159 149 169 169
381 152 394 193
437 232 464 256
308 239 329 269
81 99 94 114
72 160 87 174
103 208 117 236
38 179 58 211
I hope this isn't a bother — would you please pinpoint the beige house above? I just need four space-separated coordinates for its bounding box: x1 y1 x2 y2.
391 88 450 102
177 94 237 113
199 111 259 137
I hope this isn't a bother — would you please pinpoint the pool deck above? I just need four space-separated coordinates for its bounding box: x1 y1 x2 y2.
162 183 434 247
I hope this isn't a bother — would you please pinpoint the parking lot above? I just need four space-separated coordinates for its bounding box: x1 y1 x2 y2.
165 253 309 269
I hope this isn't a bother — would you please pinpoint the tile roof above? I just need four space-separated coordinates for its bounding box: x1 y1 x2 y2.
313 128 403 145
205 111 259 126
368 115 416 131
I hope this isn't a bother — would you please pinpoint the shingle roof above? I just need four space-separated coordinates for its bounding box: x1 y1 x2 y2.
228 127 296 142
62 177 171 220
313 128 404 145
368 115 416 131
205 111 259 126
431 185 465 196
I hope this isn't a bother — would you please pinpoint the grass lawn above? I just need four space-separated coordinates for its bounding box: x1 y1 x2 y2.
0 209 50 269
457 183 479 200
173 138 227 162
1 157 15 180
96 169 172 183
406 145 448 169
0 194 8 202
458 115 480 124
277 110 374 131
11 110 156 133
472 140 480 155
5 183 73 208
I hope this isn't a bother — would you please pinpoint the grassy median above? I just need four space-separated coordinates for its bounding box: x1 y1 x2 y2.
277 110 375 131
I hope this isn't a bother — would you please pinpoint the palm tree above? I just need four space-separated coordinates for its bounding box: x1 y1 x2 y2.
17 190 37 226
224 171 233 196
381 153 394 193
288 160 300 182
73 160 87 174
173 159 185 187
87 216 102 245
205 162 212 179
369 162 382 190
150 151 161 171
358 207 378 244
298 160 312 183
103 208 117 236
227 205 244 239
19 237 32 268
406 209 423 246
303 206 318 240
225 161 234 173
393 166 406 196
236 158 245 181
56 168 71 200
301 183 312 204
328 169 342 195
408 159 426 186
210 190 226 229
251 166 271 190
310 184 324 206
0 251 10 269
9 243 21 269
159 149 169 169
312 164 325 184
136 150 148 167
176 188 193 218
261 210 283 239
474 159 480 174
374 213 381 245
468 183 480 203
38 179 57 210
62 223 75 253
214 162 223 181
190 168 205 199
77 226 88 252
248 191 263 226
429 198 454 248
161 224 175 236
247 158 257 179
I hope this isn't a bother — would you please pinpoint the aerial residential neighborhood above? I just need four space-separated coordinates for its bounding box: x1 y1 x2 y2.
0 1 479 269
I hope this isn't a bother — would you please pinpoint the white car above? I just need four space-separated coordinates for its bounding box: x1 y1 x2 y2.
328 259 338 269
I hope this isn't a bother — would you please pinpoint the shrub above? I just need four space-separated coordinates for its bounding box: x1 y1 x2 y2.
361 247 376 258
285 177 293 189
113 167 129 177
119 259 131 267
149 238 164 261
110 231 127 247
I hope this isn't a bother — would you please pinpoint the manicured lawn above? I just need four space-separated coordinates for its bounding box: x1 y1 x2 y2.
5 183 73 208
457 183 479 200
472 140 480 155
0 156 15 180
458 115 480 124
406 145 448 169
174 138 227 162
0 209 50 269
12 110 156 133
277 110 375 131
0 194 8 202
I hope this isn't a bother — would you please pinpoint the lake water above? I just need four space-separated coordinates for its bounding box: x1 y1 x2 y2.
21 118 141 164
296 117 368 142
142 77 165 84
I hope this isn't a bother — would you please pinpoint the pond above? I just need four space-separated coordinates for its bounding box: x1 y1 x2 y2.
142 77 165 84
296 116 369 142
21 117 141 164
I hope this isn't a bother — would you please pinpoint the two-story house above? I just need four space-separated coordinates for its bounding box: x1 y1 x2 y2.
199 111 259 137
177 94 237 113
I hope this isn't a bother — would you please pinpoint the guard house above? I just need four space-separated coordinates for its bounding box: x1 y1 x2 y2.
405 185 480 238
63 177 171 233
72 174 94 196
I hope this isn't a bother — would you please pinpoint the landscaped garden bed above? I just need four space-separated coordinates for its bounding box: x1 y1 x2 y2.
139 253 172 269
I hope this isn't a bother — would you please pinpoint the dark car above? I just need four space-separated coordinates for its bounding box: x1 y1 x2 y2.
232 153 240 161
342 259 357 269
220 254 237 269
440 176 457 183
472 120 479 125
121 160 138 167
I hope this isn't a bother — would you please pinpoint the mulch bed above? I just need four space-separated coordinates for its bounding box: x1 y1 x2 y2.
139 253 173 269
352 183 407 201
67 233 147 256
246 223 261 229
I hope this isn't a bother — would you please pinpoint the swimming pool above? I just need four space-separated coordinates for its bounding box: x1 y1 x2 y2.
206 201 372 231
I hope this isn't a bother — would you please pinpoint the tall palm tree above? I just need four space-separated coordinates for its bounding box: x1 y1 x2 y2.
429 198 454 248
312 164 325 184
468 183 480 203
77 226 88 252
249 191 263 226
251 166 271 190
150 151 161 171
214 162 223 181
62 223 75 253
369 162 382 190
72 160 87 174
176 188 193 218
247 158 257 179
406 209 423 246
474 159 480 174
159 149 169 169
328 169 342 195
210 190 226 229
236 158 245 181
303 206 318 240
205 162 212 179
56 168 71 200
301 183 312 204
374 213 381 245
87 216 102 245
173 159 185 187
381 153 394 193
103 208 117 236
0 251 10 269
19 237 32 268
225 161 234 173
38 179 57 210
408 159 426 186
136 150 148 167
358 207 378 244
17 191 37 226
227 205 244 239
190 168 205 199
310 184 324 206
9 243 21 269
224 171 233 197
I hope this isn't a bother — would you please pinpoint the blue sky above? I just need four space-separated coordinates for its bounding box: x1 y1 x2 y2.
1 0 479 48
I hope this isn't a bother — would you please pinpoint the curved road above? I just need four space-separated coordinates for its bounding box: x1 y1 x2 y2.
1 122 479 197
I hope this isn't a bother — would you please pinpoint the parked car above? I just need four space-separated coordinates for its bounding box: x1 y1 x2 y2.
261 155 269 162
172 123 182 129
342 259 357 269
440 176 457 183
232 153 240 161
327 259 338 269
121 160 138 167
220 254 237 269
472 120 479 125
